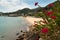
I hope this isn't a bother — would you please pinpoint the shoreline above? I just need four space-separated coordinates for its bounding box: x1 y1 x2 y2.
16 16 43 40
0 16 43 40
25 16 43 25
24 16 43 32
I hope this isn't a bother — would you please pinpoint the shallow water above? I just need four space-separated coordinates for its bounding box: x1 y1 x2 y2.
0 16 30 40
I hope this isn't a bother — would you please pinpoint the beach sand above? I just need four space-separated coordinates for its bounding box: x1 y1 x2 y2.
25 16 43 32
25 16 43 25
22 16 43 40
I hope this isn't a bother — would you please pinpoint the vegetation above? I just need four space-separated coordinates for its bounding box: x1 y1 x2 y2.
33 1 60 40
15 1 60 40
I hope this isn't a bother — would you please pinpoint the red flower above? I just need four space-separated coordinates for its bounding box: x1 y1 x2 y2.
41 28 49 33
35 2 38 6
47 11 53 16
50 16 56 19
43 9 47 13
48 3 54 7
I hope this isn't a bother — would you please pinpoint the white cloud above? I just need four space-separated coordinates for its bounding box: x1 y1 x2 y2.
0 0 56 13
0 0 31 12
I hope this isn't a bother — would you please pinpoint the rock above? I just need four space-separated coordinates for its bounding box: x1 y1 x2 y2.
16 32 19 35
1 36 5 38
21 30 23 32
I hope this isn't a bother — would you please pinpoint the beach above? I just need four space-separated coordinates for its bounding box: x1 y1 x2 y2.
0 16 43 40
25 16 43 25
16 16 43 40
0 16 30 40
24 16 44 32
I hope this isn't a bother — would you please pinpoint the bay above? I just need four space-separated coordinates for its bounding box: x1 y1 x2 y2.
0 16 30 40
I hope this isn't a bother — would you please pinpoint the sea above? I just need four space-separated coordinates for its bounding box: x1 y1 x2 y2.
0 16 31 40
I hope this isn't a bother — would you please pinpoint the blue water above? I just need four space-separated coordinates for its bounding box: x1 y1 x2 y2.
0 16 30 40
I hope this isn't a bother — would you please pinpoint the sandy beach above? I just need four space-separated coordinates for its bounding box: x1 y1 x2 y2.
25 16 43 25
24 16 43 32
0 16 43 40
18 16 43 40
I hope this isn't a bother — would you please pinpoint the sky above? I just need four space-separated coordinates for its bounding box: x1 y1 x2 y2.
0 0 57 13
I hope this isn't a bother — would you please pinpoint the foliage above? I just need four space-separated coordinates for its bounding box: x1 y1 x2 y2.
34 1 60 40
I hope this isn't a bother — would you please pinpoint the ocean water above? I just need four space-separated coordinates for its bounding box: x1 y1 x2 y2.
0 16 30 40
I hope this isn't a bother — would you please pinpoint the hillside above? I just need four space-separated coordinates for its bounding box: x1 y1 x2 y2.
0 1 60 16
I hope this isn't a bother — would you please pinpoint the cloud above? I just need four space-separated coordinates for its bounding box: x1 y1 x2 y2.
0 0 31 12
0 0 57 13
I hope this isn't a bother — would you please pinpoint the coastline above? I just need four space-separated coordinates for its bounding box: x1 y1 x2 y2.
24 16 43 32
0 16 43 40
25 16 43 25
16 16 43 40
0 16 33 40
